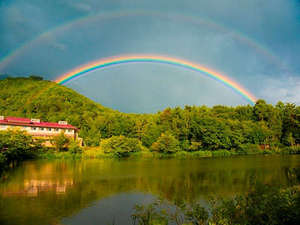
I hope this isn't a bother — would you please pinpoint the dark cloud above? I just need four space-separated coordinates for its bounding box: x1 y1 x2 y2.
0 0 300 112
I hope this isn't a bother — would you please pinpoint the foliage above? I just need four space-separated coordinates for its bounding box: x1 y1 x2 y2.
51 132 70 152
131 185 300 225
100 136 143 157
0 129 42 175
0 129 40 162
212 150 234 157
68 140 82 154
0 153 6 174
131 202 169 225
281 146 300 154
0 78 299 154
190 142 203 152
211 184 300 225
184 203 209 225
150 132 181 154
236 144 261 155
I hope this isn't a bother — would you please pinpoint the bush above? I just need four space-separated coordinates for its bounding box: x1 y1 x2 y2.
100 136 143 157
150 132 181 154
212 150 234 157
0 129 38 162
236 144 261 155
282 146 300 154
68 141 82 154
211 184 300 225
51 132 70 152
188 141 203 152
191 151 212 158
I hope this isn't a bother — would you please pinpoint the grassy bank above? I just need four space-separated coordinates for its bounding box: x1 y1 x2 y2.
36 146 300 160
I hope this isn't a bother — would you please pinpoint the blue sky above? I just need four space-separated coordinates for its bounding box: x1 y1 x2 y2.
0 0 300 112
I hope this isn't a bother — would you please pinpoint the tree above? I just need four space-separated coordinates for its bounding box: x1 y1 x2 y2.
29 75 43 80
150 132 181 153
100 136 143 157
254 99 270 121
68 140 82 154
51 132 70 151
0 129 41 173
189 141 202 151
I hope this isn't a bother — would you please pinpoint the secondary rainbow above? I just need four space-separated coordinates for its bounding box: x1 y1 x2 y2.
55 55 257 104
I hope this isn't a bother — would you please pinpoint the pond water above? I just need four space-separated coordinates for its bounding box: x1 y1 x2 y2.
0 155 300 225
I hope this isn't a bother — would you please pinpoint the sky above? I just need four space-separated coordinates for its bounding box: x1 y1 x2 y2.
0 0 300 113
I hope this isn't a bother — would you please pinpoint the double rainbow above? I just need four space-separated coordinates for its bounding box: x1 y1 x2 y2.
55 55 257 105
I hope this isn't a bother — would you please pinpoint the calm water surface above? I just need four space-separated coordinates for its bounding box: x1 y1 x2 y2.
0 155 300 225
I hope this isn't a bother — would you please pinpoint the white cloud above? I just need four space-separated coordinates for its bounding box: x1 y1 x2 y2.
260 76 300 104
72 3 92 12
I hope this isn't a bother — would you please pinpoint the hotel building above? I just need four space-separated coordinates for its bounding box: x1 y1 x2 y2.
0 116 82 146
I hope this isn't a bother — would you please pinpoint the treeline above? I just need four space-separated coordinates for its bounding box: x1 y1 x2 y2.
87 100 299 152
0 77 299 155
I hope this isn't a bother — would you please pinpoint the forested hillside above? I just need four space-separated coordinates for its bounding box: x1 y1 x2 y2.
0 77 299 151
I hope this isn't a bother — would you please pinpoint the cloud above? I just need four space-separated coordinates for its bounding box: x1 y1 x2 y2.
0 0 299 111
69 2 92 12
259 76 300 104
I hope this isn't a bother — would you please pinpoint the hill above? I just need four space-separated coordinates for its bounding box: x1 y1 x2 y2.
0 77 299 149
0 76 112 117
0 77 116 144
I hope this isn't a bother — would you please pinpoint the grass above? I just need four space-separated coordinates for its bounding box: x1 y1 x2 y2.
35 145 300 160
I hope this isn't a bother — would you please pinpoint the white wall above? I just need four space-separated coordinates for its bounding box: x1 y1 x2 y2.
0 125 75 135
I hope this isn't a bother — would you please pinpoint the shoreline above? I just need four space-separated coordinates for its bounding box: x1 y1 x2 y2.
37 147 300 159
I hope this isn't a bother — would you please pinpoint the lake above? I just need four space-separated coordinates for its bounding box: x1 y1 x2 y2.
0 155 300 225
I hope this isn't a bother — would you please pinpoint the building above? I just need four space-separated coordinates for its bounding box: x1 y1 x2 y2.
0 116 82 146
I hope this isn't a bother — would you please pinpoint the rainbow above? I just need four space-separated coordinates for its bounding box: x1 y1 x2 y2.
0 10 284 72
55 55 257 105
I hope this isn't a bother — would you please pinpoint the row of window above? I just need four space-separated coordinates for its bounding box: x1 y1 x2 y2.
0 125 74 133
30 127 73 133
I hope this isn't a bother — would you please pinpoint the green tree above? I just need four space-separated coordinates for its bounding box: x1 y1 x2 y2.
150 132 181 153
51 132 70 152
100 136 143 157
68 140 82 154
0 129 38 162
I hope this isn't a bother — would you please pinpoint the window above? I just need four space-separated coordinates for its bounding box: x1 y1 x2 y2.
47 128 51 131
68 129 73 133
40 127 44 131
55 128 59 132
31 127 37 131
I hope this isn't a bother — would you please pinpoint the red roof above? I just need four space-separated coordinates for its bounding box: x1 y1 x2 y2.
0 116 77 130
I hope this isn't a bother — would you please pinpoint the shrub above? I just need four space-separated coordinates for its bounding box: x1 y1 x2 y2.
51 132 70 152
211 184 300 225
212 150 233 157
236 144 261 155
68 141 82 154
0 129 38 162
282 146 300 154
100 136 143 157
191 151 212 158
188 141 203 152
180 140 190 151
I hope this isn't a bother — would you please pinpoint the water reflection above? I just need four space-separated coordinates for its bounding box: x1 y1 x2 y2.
0 155 299 225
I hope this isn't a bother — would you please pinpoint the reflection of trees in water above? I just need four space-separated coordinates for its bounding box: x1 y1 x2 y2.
0 158 300 225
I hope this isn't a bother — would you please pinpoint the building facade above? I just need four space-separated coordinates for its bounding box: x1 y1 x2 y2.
0 116 82 146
